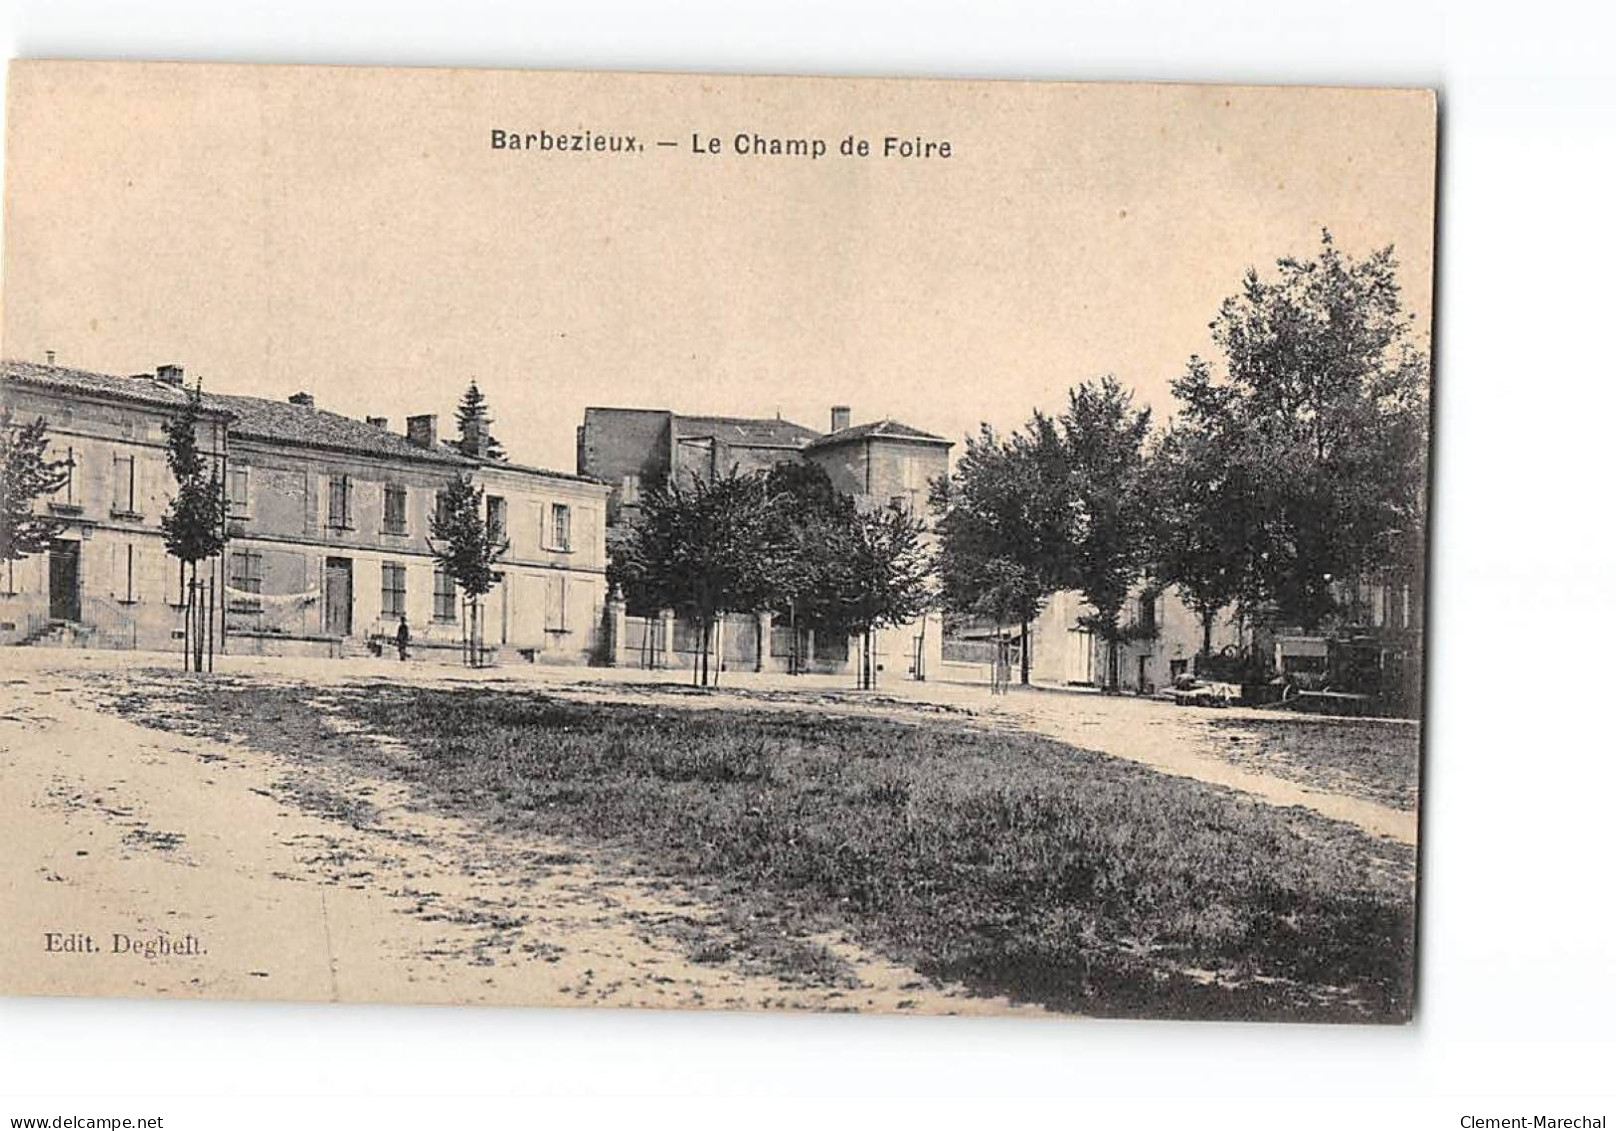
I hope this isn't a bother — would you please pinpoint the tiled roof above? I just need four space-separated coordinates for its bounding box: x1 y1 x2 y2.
439 442 604 486
805 419 951 449
3 359 217 413
4 360 595 482
206 392 471 466
674 414 822 449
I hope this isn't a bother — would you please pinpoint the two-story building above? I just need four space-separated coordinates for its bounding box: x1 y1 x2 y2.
2 359 611 663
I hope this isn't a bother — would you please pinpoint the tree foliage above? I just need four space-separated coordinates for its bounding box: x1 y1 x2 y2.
159 386 228 568
1059 376 1156 689
159 385 228 672
608 468 786 685
0 409 70 563
931 416 1083 682
834 502 934 689
429 473 509 666
757 462 857 671
455 380 506 461
429 474 507 600
1147 368 1261 655
1176 230 1429 630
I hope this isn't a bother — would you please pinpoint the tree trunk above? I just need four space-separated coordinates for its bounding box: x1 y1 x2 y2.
183 562 194 673
789 601 799 676
1202 609 1214 658
1020 616 1031 685
700 617 710 688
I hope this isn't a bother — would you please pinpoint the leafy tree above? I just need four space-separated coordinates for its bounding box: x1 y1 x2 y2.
930 416 1083 683
608 468 785 687
428 473 509 666
1058 376 1155 692
761 461 856 674
831 503 934 690
455 380 506 461
0 410 71 572
1177 230 1430 630
160 385 228 672
1148 378 1260 657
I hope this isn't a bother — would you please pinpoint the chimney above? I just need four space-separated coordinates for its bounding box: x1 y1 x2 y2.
366 416 389 431
44 349 56 365
462 415 490 459
406 414 438 449
154 364 185 388
288 392 315 407
831 405 851 433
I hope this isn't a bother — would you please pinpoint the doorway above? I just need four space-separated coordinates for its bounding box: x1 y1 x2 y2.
323 557 353 637
48 539 80 622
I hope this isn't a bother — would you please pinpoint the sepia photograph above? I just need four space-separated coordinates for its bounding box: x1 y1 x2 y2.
0 61 1434 1026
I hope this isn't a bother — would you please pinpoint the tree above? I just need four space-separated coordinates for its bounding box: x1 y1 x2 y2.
0 410 71 581
830 503 934 690
761 461 857 674
607 468 785 687
1148 377 1260 657
455 380 506 461
1178 230 1430 630
160 385 228 672
930 416 1083 684
1058 376 1155 692
428 473 508 666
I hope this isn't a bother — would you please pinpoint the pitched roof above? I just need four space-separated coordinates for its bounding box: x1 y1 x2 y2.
4 360 597 482
673 413 822 449
805 418 951 449
3 359 217 413
206 392 471 466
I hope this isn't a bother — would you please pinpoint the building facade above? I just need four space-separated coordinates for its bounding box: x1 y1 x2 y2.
3 360 611 663
579 403 953 680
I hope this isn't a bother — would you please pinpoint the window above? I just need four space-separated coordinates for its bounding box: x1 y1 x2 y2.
383 485 408 535
545 574 568 631
228 467 250 519
620 474 641 505
549 503 572 552
1139 593 1157 634
328 474 353 529
228 549 264 610
434 490 452 530
486 495 507 545
112 454 138 515
381 562 407 617
51 446 79 508
433 568 457 622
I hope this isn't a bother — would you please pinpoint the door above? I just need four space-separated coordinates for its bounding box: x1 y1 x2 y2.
323 557 353 637
1065 628 1094 685
1137 654 1150 694
48 539 80 622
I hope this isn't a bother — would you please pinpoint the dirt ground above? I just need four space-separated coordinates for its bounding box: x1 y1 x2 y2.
0 648 1419 1013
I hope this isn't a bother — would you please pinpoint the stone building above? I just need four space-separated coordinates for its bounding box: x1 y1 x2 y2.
578 403 952 679
2 359 610 663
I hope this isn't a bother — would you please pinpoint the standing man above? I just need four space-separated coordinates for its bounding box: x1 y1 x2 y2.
396 612 411 661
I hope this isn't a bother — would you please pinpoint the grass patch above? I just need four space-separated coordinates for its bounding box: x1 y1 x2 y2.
112 676 1415 1021
1206 717 1421 812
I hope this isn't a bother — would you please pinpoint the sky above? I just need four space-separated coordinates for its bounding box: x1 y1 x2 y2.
2 62 1435 472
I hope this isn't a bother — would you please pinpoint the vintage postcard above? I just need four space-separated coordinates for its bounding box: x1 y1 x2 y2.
0 61 1433 1022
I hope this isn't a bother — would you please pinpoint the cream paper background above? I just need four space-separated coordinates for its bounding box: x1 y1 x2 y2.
3 62 1433 469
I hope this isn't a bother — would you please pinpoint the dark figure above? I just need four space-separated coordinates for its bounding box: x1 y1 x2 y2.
395 614 411 661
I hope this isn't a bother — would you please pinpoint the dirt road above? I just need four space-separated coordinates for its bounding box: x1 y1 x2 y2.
0 653 1027 1014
